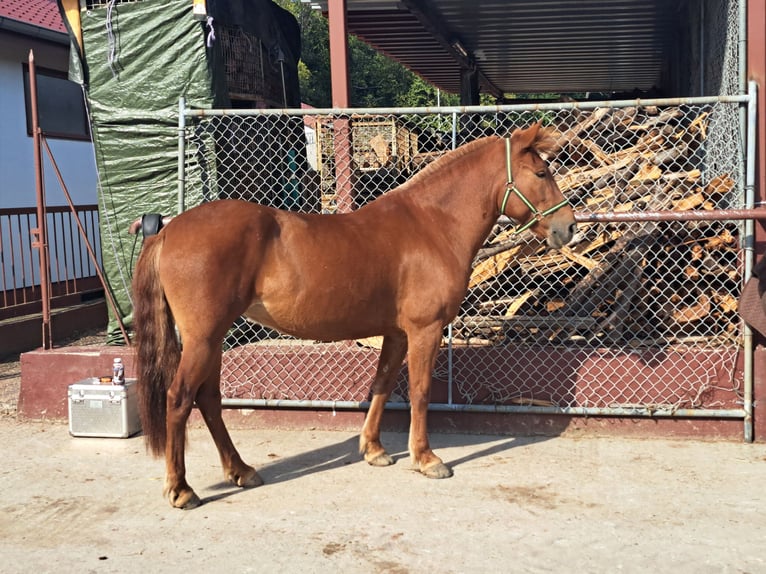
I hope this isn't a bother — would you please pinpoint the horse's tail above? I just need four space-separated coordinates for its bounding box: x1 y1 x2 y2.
133 234 180 457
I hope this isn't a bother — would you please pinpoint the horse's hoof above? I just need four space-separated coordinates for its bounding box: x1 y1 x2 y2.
365 452 395 467
227 466 264 488
239 469 264 488
169 489 202 510
421 462 453 479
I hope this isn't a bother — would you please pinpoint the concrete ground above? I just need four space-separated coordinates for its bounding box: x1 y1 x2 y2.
1 418 765 573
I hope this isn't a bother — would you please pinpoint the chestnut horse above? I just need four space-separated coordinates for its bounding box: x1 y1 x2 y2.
133 122 576 508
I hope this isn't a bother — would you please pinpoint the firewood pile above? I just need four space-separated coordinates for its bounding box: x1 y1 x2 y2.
457 105 741 347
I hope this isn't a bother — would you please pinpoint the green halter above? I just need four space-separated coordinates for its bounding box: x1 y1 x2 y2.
501 137 570 235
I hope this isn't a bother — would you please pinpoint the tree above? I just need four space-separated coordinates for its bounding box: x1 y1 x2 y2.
348 36 415 107
275 0 457 109
398 76 460 108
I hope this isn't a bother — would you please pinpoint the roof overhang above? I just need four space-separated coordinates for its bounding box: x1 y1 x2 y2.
314 0 681 97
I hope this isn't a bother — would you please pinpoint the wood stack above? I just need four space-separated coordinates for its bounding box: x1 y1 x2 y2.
459 105 741 347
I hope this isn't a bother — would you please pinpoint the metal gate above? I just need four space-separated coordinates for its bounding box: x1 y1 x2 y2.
179 86 757 439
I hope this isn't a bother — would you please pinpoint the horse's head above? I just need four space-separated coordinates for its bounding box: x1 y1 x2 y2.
500 122 576 249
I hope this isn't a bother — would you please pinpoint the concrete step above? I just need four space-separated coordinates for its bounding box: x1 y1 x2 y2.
0 299 107 358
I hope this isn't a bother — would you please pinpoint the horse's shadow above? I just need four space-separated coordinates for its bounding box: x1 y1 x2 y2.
199 431 552 505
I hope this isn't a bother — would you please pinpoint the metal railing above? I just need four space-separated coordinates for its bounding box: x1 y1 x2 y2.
0 204 102 320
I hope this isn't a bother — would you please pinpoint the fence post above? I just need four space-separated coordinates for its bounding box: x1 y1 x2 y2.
28 50 52 350
743 81 759 443
447 111 459 405
178 96 186 213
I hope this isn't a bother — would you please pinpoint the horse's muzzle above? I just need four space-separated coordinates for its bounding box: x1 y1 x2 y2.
548 220 577 249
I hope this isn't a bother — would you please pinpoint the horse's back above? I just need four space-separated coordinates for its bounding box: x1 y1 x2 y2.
164 199 277 239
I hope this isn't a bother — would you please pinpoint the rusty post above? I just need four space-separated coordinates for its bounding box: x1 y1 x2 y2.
41 138 132 346
574 208 766 223
29 50 52 349
327 0 355 213
332 117 354 212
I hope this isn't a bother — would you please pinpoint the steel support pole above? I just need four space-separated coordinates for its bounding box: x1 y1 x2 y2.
178 96 186 214
327 0 354 213
28 50 52 350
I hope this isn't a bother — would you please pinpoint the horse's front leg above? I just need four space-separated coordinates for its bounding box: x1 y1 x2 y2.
406 324 453 479
360 333 408 466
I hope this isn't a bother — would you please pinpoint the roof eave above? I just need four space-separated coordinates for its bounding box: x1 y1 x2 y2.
0 17 68 45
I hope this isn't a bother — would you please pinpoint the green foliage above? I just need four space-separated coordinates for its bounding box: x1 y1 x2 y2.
348 35 414 107
274 0 457 109
398 76 459 108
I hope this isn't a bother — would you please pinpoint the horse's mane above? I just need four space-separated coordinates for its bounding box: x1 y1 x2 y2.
400 136 497 190
527 126 558 157
400 126 557 191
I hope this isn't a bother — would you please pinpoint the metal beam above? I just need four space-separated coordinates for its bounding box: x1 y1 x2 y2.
398 0 502 98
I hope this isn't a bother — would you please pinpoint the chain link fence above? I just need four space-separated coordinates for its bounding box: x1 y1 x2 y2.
179 93 755 427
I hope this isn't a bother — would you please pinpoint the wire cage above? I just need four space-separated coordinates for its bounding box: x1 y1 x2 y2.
217 24 286 107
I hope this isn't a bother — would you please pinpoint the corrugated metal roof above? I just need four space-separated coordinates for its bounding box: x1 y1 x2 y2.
0 0 66 33
320 0 682 96
2 0 682 98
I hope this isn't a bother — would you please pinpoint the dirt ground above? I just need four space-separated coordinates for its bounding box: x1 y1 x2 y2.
3 333 766 572
1 418 765 572
0 357 21 418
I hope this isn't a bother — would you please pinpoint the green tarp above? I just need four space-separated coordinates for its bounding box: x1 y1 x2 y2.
58 0 301 344
60 0 215 342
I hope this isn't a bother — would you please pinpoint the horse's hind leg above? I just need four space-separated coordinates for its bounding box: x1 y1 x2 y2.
195 353 263 489
163 340 220 509
360 333 408 467
164 336 260 509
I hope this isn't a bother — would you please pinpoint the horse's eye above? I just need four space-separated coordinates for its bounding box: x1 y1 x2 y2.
536 171 546 178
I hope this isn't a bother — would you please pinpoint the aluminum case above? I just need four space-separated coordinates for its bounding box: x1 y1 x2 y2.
68 378 141 438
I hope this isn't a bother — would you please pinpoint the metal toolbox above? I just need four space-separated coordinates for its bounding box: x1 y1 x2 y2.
68 378 141 438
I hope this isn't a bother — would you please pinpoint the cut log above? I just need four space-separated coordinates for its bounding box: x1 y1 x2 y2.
672 293 711 324
460 104 739 348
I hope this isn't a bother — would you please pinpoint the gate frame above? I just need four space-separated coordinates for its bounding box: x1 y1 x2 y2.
178 83 759 441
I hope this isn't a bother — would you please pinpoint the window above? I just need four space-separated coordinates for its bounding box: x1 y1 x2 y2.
23 65 90 141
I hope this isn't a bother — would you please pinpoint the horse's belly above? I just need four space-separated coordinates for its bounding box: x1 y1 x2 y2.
243 297 387 342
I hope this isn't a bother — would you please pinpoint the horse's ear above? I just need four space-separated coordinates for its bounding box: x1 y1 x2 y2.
511 121 543 151
512 121 557 157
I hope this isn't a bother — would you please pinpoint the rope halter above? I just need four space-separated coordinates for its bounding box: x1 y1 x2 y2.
501 137 570 235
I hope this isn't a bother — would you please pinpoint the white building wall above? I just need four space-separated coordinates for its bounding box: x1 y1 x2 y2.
0 35 97 209
0 33 99 290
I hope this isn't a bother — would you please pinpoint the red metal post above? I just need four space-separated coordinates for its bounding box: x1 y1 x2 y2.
748 0 765 244
327 0 354 213
328 0 350 108
28 50 52 349
748 0 766 441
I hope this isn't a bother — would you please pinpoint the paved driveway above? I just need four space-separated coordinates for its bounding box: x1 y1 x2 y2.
1 419 765 573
